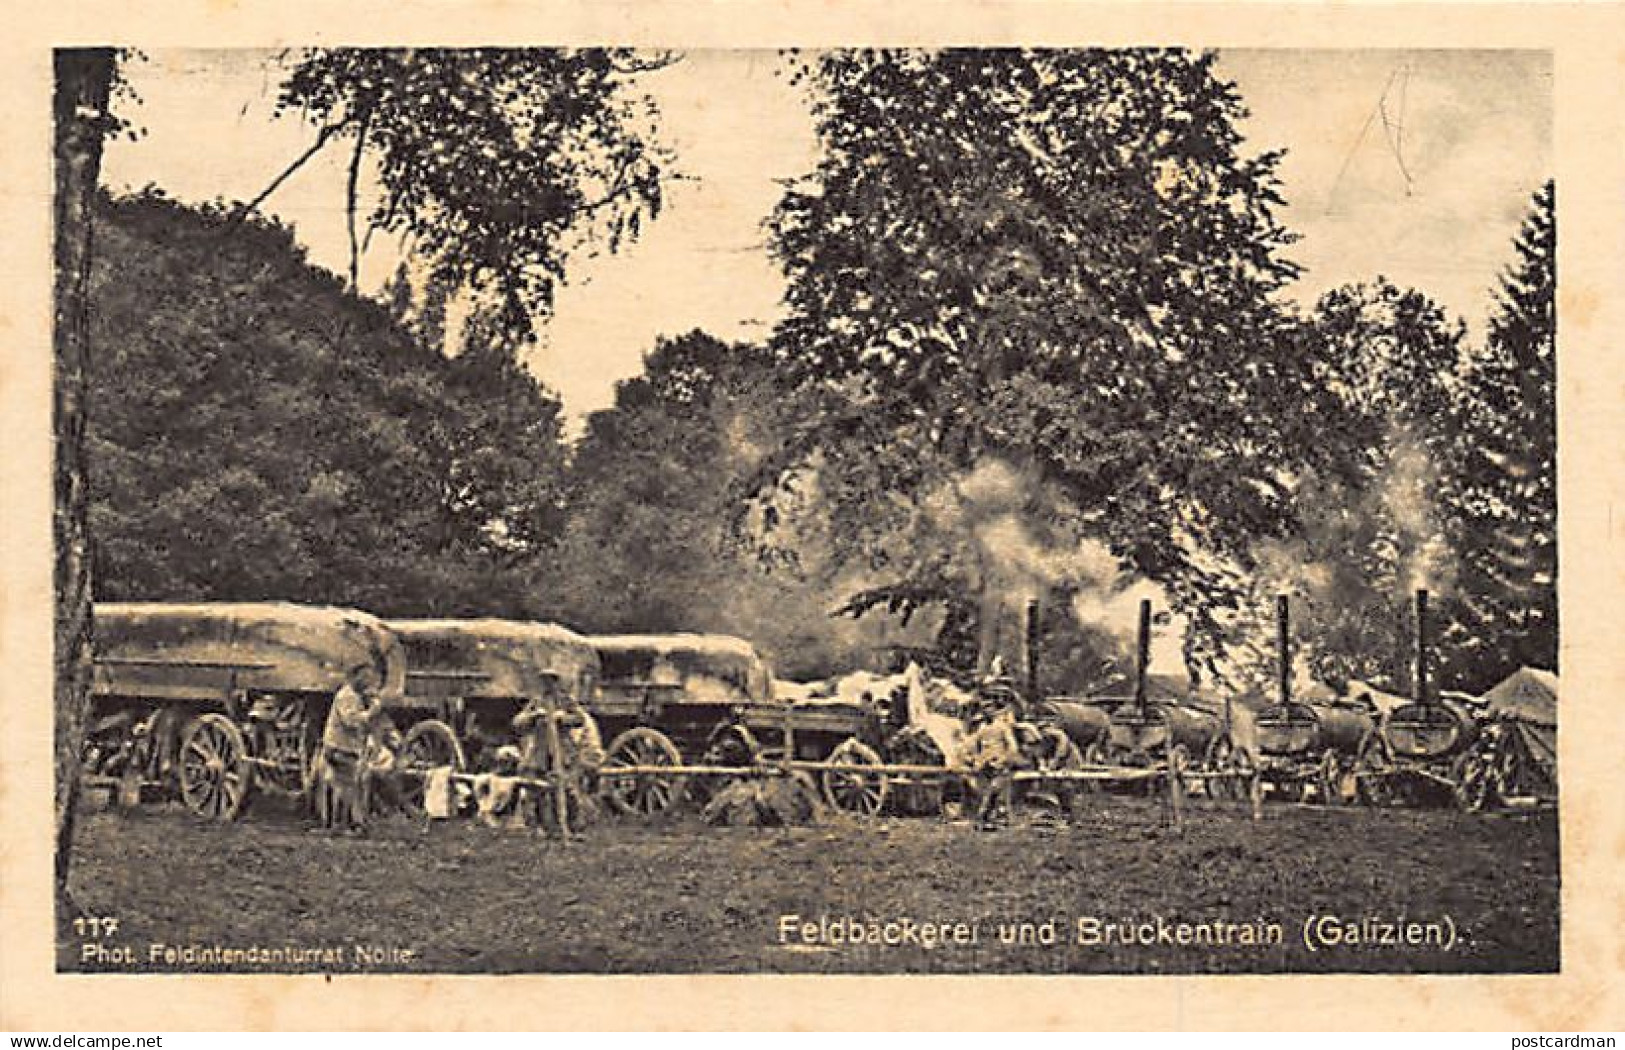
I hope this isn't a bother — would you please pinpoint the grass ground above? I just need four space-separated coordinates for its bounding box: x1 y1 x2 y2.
60 794 1558 974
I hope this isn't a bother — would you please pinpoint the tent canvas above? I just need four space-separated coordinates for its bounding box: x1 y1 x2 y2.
1482 667 1558 727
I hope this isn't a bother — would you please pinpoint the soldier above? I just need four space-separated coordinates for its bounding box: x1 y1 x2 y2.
559 694 605 814
512 683 603 836
315 662 393 831
959 698 1031 830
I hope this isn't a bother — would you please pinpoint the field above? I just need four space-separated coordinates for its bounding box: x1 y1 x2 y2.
61 796 1559 975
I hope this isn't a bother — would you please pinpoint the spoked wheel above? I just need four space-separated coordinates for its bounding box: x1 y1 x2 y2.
1204 737 1233 801
250 704 321 799
600 727 686 817
1318 748 1355 806
822 738 889 816
1355 733 1397 806
178 713 253 821
1167 743 1192 799
1224 743 1257 807
400 719 467 813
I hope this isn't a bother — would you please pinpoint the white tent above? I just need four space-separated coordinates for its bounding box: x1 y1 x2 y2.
1482 666 1558 727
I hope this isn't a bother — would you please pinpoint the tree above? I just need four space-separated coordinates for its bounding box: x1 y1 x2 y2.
1270 279 1467 689
88 191 571 618
550 332 777 628
763 48 1322 678
548 331 914 679
53 47 118 906
1440 181 1556 687
265 48 674 341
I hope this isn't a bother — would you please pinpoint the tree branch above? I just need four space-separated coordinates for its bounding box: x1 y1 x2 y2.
360 182 403 257
226 121 343 229
346 105 374 292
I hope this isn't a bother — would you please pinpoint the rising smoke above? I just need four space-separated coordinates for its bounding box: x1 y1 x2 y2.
924 459 1189 680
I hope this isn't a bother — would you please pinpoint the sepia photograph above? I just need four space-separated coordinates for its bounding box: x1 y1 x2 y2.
45 42 1562 980
13 3 1623 1028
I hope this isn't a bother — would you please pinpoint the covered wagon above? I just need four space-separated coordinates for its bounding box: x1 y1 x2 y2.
384 619 601 786
739 666 959 816
585 633 775 815
86 602 404 820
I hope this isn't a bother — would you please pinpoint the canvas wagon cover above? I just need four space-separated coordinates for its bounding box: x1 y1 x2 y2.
589 634 773 704
389 619 599 702
94 602 406 699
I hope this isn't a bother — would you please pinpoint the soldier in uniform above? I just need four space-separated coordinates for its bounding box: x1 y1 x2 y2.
315 662 396 831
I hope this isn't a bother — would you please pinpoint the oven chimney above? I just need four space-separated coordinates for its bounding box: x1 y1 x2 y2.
1024 597 1041 701
1277 593 1292 707
1135 598 1152 712
1413 588 1431 706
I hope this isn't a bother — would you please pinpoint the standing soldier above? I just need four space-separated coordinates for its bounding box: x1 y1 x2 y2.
315 662 392 831
512 681 603 836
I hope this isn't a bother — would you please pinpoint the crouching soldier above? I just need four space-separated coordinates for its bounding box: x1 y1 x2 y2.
512 684 603 837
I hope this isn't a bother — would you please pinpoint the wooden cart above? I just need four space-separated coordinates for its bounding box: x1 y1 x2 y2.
1354 592 1486 808
385 619 602 811
1248 597 1376 805
584 634 775 815
86 602 405 820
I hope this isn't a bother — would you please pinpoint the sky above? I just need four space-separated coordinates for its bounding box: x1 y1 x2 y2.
101 48 1553 426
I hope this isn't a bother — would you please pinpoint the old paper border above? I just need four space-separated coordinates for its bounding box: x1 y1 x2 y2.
2 0 1621 1031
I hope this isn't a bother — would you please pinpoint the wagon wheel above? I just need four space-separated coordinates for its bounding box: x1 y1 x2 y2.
250 704 322 798
1167 743 1192 797
399 719 466 813
178 713 253 821
600 727 686 817
1354 733 1396 807
822 738 889 816
1221 740 1256 806
690 723 760 807
1316 748 1355 806
1290 767 1318 804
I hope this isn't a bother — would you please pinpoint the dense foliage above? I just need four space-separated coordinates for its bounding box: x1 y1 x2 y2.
545 330 920 678
88 191 568 616
752 49 1555 693
1440 182 1557 686
1245 187 1556 695
1243 279 1469 690
763 49 1338 679
83 51 1557 698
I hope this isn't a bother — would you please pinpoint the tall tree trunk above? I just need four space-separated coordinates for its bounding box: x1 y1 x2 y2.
54 48 116 910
